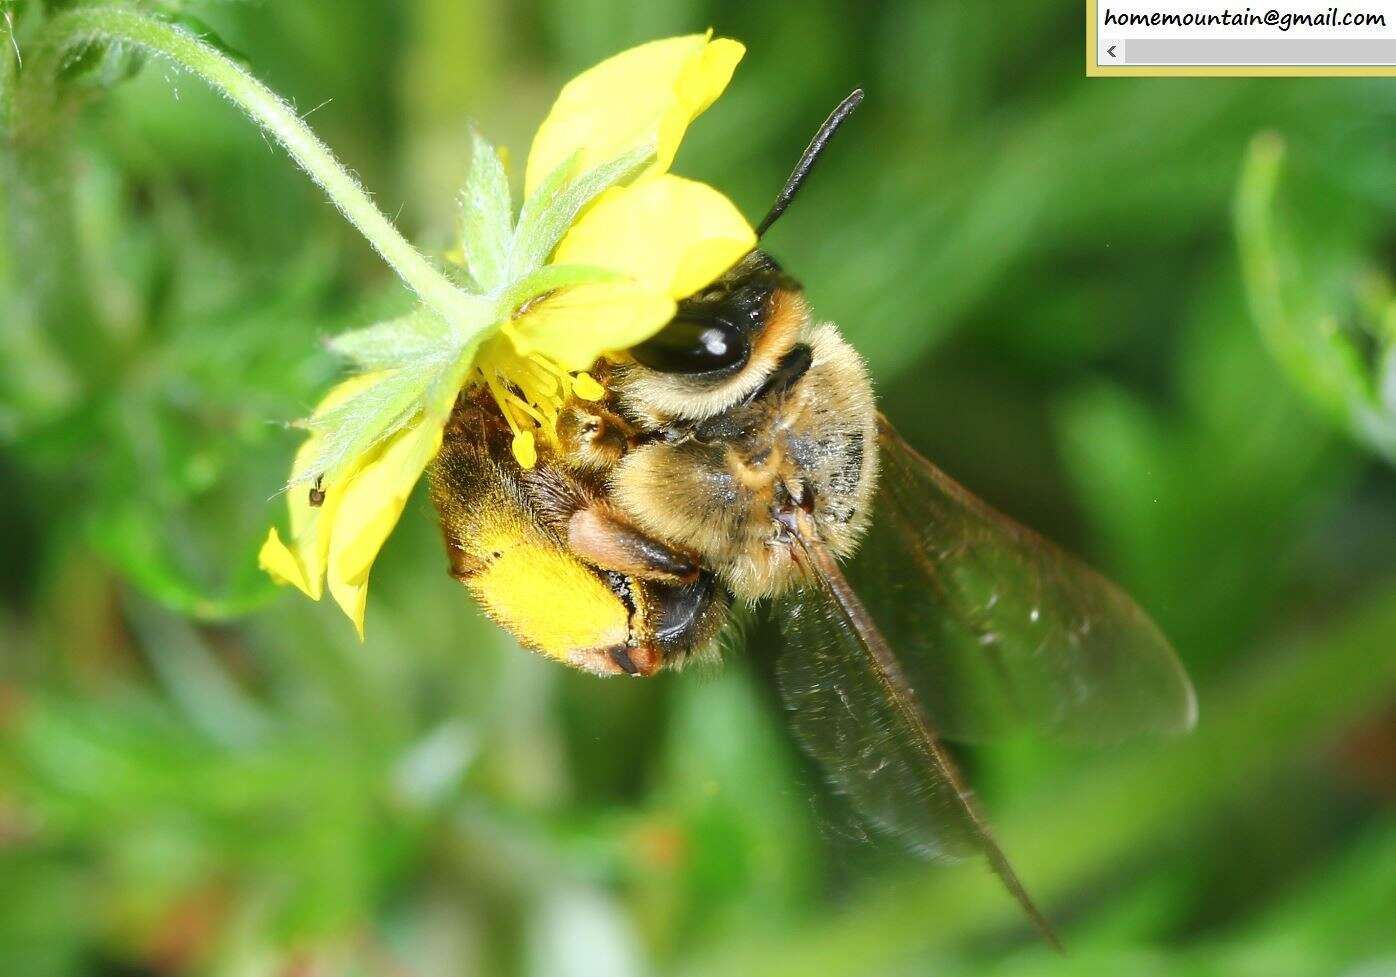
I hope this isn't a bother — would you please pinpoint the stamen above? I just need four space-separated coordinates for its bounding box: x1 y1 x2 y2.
469 333 611 469
512 430 537 468
528 353 570 378
572 372 605 401
483 374 523 436
508 393 548 426
522 361 560 395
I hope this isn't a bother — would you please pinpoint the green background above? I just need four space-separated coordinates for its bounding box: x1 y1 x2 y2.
3 1 1396 975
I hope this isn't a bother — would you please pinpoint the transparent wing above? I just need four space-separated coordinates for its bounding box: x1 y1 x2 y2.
774 528 1059 947
775 585 976 860
844 416 1196 744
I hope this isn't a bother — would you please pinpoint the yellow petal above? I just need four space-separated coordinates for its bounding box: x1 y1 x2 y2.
328 576 369 641
261 375 384 600
258 527 313 597
325 415 445 635
511 280 676 372
288 374 382 528
524 34 744 197
277 471 355 604
554 176 755 299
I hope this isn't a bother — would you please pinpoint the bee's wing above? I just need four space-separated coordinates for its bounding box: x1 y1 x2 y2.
774 526 1060 948
842 415 1196 744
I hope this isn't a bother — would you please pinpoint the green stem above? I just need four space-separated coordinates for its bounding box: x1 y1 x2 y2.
36 6 481 326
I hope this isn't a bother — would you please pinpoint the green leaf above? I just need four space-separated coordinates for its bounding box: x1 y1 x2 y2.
1235 133 1396 464
94 499 282 621
460 129 513 293
508 144 652 279
124 595 271 747
1382 344 1396 415
326 307 457 371
55 37 147 89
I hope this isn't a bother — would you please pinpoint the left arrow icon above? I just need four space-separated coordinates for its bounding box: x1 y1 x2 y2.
1106 44 1118 58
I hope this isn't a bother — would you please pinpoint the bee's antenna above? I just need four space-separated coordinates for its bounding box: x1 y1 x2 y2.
756 88 864 238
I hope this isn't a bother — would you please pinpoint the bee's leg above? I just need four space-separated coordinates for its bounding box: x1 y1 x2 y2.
650 571 728 654
517 449 701 584
566 504 702 585
572 571 730 676
555 401 636 472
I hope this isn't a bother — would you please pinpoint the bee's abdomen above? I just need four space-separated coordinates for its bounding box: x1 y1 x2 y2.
428 397 732 677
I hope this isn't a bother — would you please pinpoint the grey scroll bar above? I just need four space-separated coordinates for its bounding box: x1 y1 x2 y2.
1122 37 1396 65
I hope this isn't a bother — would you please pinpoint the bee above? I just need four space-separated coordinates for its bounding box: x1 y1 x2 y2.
429 90 1195 948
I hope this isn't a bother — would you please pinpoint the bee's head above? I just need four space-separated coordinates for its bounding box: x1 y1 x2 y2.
609 89 863 425
612 251 809 423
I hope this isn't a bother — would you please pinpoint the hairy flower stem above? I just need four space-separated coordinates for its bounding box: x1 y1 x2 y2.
2 7 89 417
34 6 479 327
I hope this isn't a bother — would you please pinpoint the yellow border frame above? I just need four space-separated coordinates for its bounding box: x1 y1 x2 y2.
1086 0 1396 76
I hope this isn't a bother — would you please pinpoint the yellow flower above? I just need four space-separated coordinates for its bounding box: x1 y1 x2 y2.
259 375 449 637
261 33 756 635
473 33 754 467
523 33 745 196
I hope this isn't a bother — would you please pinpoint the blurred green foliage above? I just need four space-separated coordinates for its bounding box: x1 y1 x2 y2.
2 1 1395 975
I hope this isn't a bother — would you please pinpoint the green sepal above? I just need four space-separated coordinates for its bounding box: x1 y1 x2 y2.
460 129 513 294
326 307 459 371
501 263 622 315
507 144 653 280
292 365 437 485
302 134 652 490
298 304 490 486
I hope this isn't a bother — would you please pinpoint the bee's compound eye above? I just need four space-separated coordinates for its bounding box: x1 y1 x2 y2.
630 315 750 376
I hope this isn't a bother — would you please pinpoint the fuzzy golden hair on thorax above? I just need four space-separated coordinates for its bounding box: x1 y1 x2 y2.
608 318 878 602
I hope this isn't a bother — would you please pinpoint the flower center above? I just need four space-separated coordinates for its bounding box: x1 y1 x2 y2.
471 329 603 468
